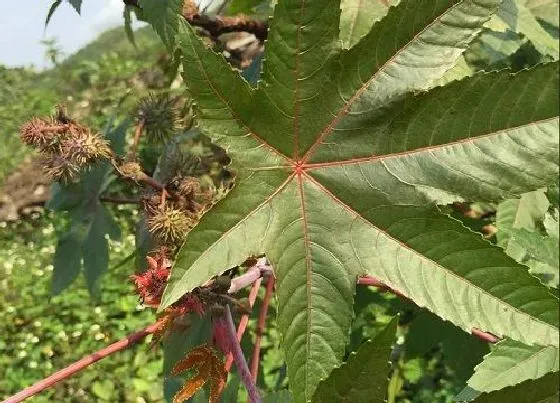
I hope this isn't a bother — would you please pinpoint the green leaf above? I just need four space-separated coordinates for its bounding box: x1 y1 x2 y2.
83 205 121 297
524 0 559 28
496 190 558 286
45 0 62 27
51 223 86 295
497 190 549 237
406 311 489 382
138 0 183 51
67 0 82 14
142 1 560 401
124 5 137 47
312 317 398 403
496 0 559 57
496 189 550 257
339 0 399 49
91 379 116 400
467 372 560 403
463 338 559 396
506 228 559 287
163 314 212 402
47 119 129 295
265 390 295 403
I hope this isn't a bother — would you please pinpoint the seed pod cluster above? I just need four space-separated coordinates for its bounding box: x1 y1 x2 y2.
20 107 112 182
135 93 180 144
144 175 216 247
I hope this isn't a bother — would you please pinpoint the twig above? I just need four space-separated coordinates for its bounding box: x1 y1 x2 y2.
129 118 145 160
220 305 262 403
99 196 139 204
228 259 270 294
2 322 161 403
224 276 262 372
358 275 500 344
250 273 275 382
122 0 269 41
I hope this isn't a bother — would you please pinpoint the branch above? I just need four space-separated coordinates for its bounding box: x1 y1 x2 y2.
123 0 268 41
250 273 275 382
224 276 262 372
2 322 160 403
358 275 500 344
219 305 262 403
99 196 140 204
129 118 145 160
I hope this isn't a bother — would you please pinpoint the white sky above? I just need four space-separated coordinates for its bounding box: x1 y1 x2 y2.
0 0 133 68
0 0 224 69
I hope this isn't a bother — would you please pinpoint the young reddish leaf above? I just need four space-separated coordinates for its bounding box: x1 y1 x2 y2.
172 344 227 403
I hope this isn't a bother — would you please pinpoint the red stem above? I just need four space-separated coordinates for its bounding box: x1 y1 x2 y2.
130 119 145 160
358 275 500 343
2 322 160 403
221 305 262 403
224 277 262 372
250 274 275 382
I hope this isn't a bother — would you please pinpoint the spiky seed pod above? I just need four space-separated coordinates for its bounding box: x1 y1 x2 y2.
135 93 180 144
147 205 193 244
20 117 66 149
60 130 112 165
54 105 75 124
117 161 148 182
43 154 81 182
143 192 162 215
177 176 201 198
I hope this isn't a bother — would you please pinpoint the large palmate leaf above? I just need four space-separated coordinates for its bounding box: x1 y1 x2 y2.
141 0 560 401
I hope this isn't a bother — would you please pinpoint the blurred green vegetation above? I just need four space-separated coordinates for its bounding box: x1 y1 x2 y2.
0 26 167 402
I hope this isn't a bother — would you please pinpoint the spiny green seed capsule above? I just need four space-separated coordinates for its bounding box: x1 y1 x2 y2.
147 205 193 244
135 93 180 144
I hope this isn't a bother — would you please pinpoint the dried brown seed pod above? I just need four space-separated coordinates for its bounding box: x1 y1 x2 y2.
61 131 112 165
117 161 148 182
43 154 81 182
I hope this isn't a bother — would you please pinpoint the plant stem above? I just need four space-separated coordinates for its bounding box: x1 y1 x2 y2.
2 322 160 403
225 276 262 372
228 259 270 294
99 196 139 204
222 305 262 403
358 275 500 343
130 118 145 160
250 273 275 382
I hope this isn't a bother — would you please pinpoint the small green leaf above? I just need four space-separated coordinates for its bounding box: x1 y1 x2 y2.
468 372 559 403
339 0 399 49
51 222 88 295
312 317 398 403
497 0 559 57
124 5 137 47
83 205 118 297
67 0 82 14
91 379 116 400
138 0 183 51
47 119 130 294
465 339 559 395
163 313 212 402
45 0 62 27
